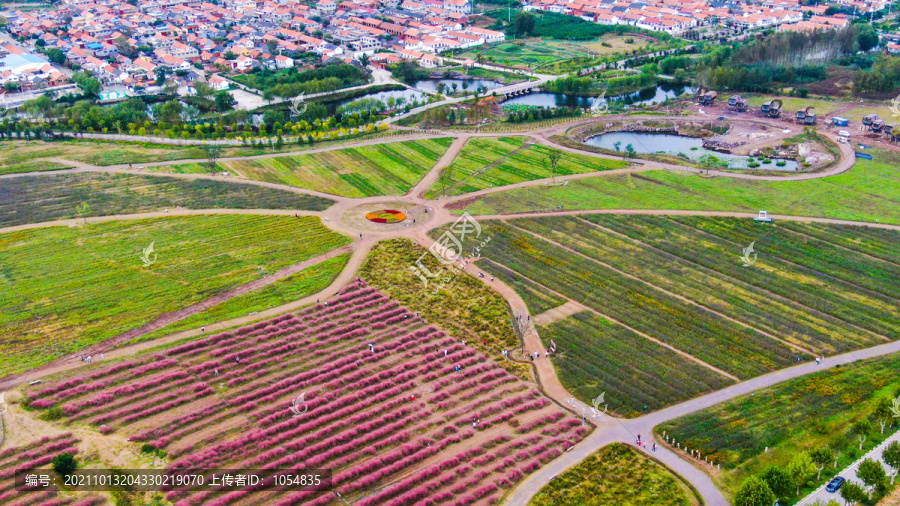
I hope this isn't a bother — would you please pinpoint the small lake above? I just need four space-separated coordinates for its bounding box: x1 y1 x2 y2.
330 88 428 114
584 132 800 171
413 78 504 94
502 84 695 109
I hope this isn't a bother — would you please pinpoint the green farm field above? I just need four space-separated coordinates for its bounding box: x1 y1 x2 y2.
138 253 350 342
433 215 900 411
0 139 256 173
539 312 734 417
462 148 900 224
530 443 701 506
149 138 453 197
426 137 627 198
459 40 595 73
0 173 334 228
0 215 350 376
657 353 900 498
440 220 803 380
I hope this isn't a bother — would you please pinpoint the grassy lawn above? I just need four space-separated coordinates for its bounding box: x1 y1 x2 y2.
539 311 734 417
358 238 528 379
579 36 650 56
137 253 350 342
458 40 595 73
530 443 702 506
426 137 627 198
461 148 900 224
0 173 334 228
656 353 900 500
0 215 350 376
151 138 454 197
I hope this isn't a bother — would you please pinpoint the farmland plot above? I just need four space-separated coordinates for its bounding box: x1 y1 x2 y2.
0 215 350 376
521 216 886 354
539 312 734 417
0 173 334 228
425 137 626 198
153 138 453 197
444 221 803 380
22 281 588 506
586 215 900 341
0 433 107 506
657 353 900 496
530 443 701 506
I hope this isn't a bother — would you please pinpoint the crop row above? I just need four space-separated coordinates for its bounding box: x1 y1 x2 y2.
523 216 881 354
480 222 802 378
588 215 900 340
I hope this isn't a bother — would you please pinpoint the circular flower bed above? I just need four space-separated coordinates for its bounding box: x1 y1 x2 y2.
366 209 407 224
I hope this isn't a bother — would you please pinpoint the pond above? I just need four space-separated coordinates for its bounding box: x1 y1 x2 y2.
413 78 504 94
329 88 429 114
584 132 800 171
501 84 695 109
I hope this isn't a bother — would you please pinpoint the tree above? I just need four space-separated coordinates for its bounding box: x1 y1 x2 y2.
852 419 872 450
873 397 894 434
513 12 536 38
857 458 886 489
699 154 727 174
839 481 868 506
438 166 454 198
856 24 879 52
214 91 234 112
734 476 776 506
71 71 101 97
547 150 561 184
759 466 793 499
51 453 77 475
45 47 66 65
624 143 636 158
202 144 223 174
883 441 900 485
811 448 834 481
786 451 816 495
75 202 91 226
359 53 370 67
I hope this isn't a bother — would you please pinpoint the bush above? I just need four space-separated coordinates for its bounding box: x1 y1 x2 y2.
51 453 77 475
41 405 64 421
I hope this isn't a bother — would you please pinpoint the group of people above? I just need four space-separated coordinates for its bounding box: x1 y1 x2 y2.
477 272 494 282
635 434 657 452
80 355 95 363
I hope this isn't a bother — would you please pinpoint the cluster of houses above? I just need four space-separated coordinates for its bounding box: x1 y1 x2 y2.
0 0 505 98
521 0 889 34
0 44 68 92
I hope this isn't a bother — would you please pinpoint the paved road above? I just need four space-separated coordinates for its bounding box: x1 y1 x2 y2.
798 429 900 506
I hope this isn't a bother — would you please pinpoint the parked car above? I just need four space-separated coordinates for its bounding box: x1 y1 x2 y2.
826 476 846 493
